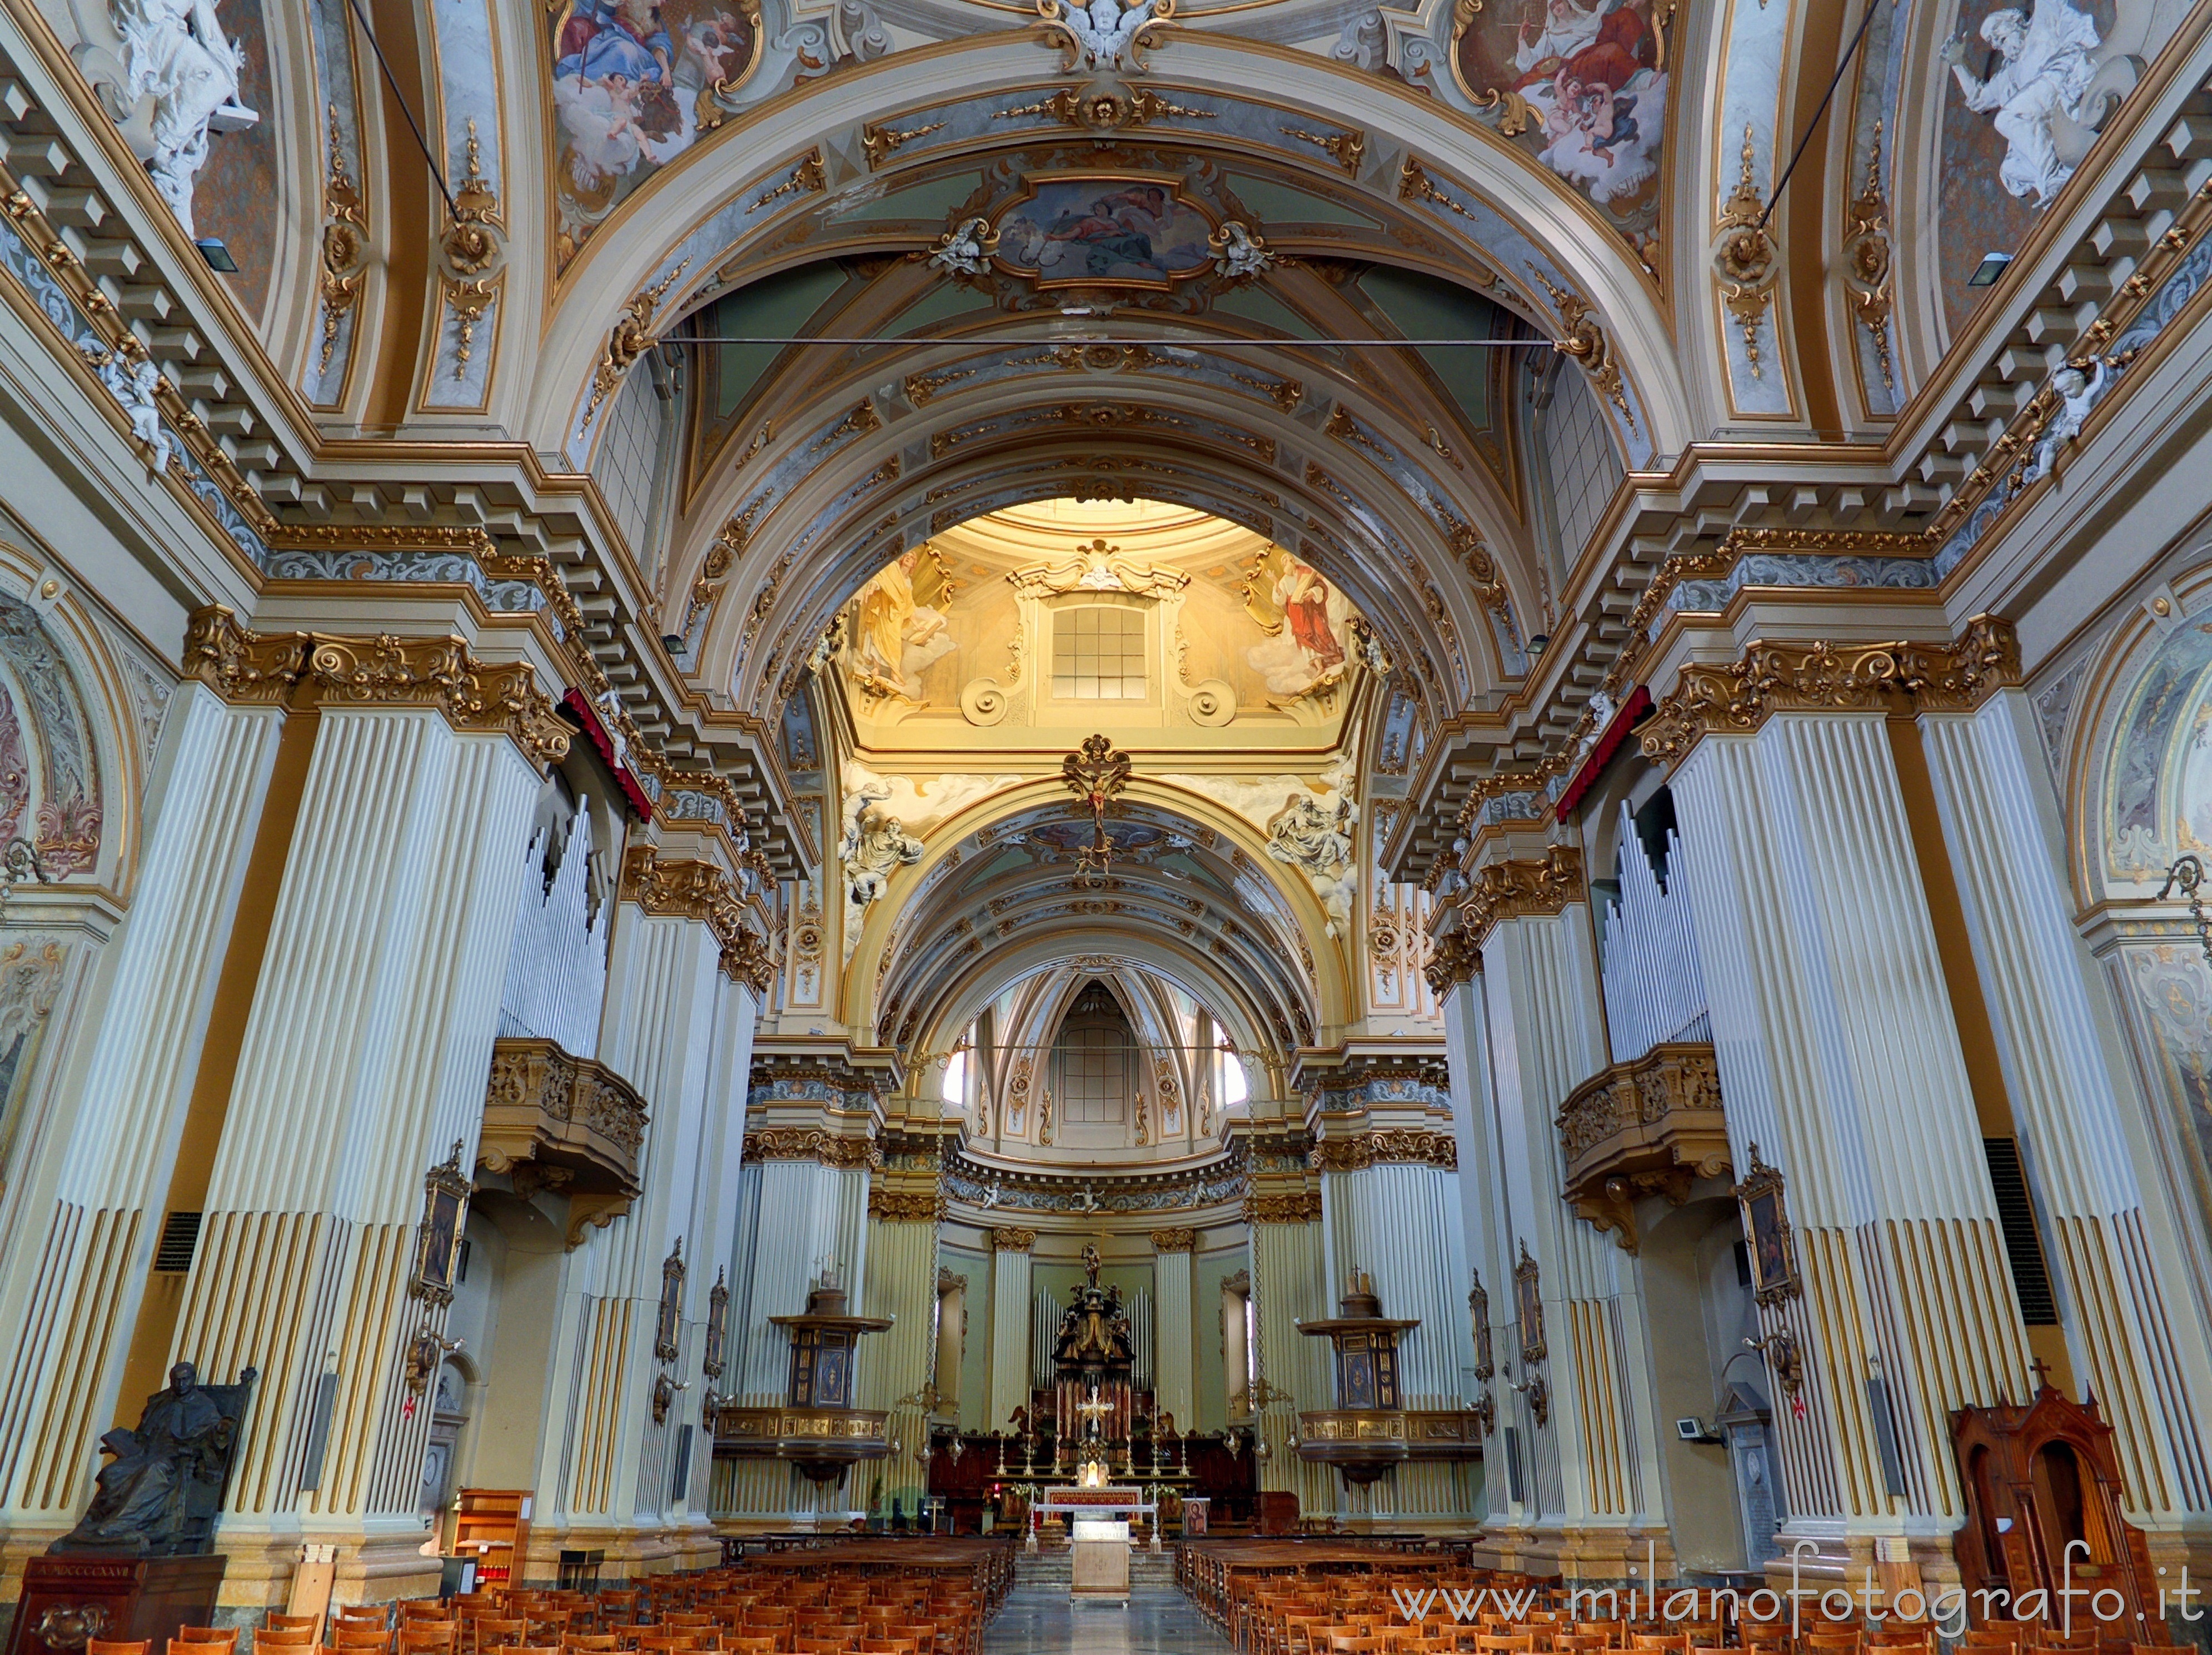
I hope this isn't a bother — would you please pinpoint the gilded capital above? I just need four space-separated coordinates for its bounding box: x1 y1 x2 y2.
1640 617 2021 771
1308 1130 1459 1174
1243 1190 1322 1224
992 1226 1038 1253
1149 1227 1198 1253
182 605 570 769
869 1187 946 1222
1422 928 1483 995
1460 846 1583 946
621 846 768 989
743 1127 883 1170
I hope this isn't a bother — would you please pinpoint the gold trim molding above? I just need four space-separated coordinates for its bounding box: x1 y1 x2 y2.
869 1187 946 1222
1638 617 2022 771
1149 1227 1198 1252
1308 1131 1458 1174
744 1128 883 1170
991 1226 1038 1252
182 605 569 769
1461 846 1584 946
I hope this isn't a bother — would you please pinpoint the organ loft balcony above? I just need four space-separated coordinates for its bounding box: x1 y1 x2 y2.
1555 1043 1730 1254
479 1037 650 1246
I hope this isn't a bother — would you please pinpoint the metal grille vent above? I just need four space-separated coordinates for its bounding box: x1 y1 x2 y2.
1983 1137 2059 1325
153 1210 202 1273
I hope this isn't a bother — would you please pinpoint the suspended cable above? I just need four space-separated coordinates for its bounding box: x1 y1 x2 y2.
343 0 462 223
1753 0 1900 237
660 334 1550 350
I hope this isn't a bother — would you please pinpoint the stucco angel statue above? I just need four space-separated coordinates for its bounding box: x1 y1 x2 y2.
1940 0 2102 206
1208 221 1274 282
927 217 999 281
83 343 171 473
1037 0 1174 72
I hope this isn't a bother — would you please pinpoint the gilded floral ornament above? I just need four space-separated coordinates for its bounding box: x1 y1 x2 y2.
743 1129 884 1170
1308 1131 1458 1172
619 844 770 987
315 103 367 382
1528 267 1636 433
1842 121 1896 397
1711 124 1776 381
581 260 689 432
1422 927 1482 995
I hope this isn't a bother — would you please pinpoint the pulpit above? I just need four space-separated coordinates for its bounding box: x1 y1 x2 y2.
1952 1373 2167 1640
713 1272 893 1483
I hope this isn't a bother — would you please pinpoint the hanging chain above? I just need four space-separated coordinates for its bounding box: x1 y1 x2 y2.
2159 854 2212 969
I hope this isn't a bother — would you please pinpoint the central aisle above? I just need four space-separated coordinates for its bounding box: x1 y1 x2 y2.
982 1586 1226 1654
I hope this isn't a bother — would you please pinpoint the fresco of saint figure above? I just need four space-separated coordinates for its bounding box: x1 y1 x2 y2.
994 180 1213 289
848 549 959 700
1242 550 1353 698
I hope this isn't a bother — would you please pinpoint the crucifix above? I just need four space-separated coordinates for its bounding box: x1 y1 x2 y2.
1061 733 1131 877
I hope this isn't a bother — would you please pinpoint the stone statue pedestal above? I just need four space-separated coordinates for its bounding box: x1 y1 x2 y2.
5 1554 227 1655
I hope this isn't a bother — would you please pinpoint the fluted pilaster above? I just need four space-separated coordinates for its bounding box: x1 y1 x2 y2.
1150 1230 1195 1430
1668 707 2034 1544
1919 694 2212 1524
988 1229 1034 1431
0 687 282 1539
1248 1214 1334 1518
170 707 538 1599
860 1187 941 1514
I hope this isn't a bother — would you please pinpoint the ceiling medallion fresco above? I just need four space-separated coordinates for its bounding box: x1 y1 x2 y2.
1448 0 1672 267
549 0 768 267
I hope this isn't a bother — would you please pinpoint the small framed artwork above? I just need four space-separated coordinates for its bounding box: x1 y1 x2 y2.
1513 1241 1546 1365
408 1141 472 1307
703 1268 729 1380
655 1239 686 1362
1468 1268 1494 1381
1735 1143 1802 1306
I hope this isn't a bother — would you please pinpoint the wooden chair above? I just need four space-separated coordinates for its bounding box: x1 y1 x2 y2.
265 1618 321 1636
87 1641 150 1655
255 1631 318 1651
175 1633 237 1652
333 1632 395 1654
475 1624 529 1652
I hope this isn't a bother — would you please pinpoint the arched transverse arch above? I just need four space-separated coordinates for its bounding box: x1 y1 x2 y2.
851 778 1352 1061
521 39 1691 463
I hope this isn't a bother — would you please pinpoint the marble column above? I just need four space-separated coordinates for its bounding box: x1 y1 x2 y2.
1917 677 2212 1545
0 682 283 1564
1645 633 2037 1579
1471 852 1669 1574
162 620 567 1606
532 845 765 1573
1149 1229 1195 1433
987 1227 1035 1433
860 1181 943 1515
714 1059 880 1522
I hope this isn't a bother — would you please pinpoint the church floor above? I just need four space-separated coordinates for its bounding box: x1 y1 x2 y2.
982 1585 1225 1654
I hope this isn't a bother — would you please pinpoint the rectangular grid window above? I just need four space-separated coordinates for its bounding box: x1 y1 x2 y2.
1055 1026 1128 1123
1052 605 1146 700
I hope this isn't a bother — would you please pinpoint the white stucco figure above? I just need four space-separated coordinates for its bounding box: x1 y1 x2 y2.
928 218 998 280
1052 0 1160 68
2021 356 2113 483
1942 0 2102 206
1209 221 1273 281
84 345 171 473
111 0 260 235
841 805 923 911
1267 792 1359 933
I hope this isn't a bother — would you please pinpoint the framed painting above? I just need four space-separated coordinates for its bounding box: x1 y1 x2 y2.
991 175 1214 291
655 1238 686 1361
1736 1144 1801 1306
1513 1241 1546 1365
408 1141 472 1307
702 1267 729 1379
1468 1268 1494 1380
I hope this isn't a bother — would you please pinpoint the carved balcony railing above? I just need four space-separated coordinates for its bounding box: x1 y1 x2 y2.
1294 1409 1488 1484
1555 1041 1728 1253
480 1037 649 1246
711 1404 891 1482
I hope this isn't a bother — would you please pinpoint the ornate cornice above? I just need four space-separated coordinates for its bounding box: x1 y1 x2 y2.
182 606 569 769
620 844 771 986
1422 928 1483 995
991 1226 1038 1253
743 1128 883 1170
1308 1130 1458 1174
1639 618 2022 771
869 1187 946 1222
1244 1190 1323 1225
1461 846 1584 946
1149 1227 1198 1253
